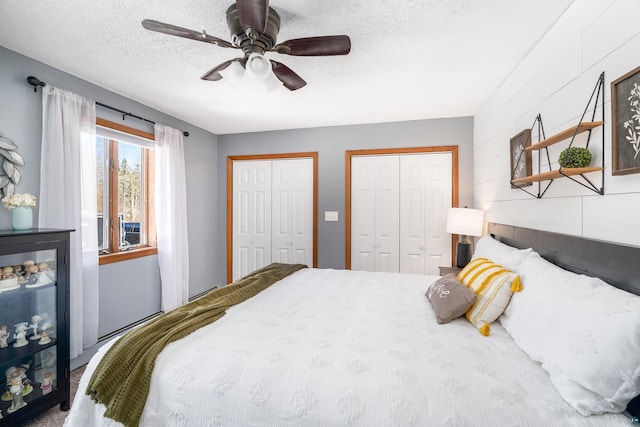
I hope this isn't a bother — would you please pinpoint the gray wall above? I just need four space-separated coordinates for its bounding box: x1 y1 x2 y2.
2 45 474 338
0 46 219 337
217 117 474 282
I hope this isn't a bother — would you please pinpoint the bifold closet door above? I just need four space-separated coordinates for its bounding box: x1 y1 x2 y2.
399 152 452 275
233 160 272 281
232 158 314 281
271 158 314 266
350 155 400 272
350 151 453 275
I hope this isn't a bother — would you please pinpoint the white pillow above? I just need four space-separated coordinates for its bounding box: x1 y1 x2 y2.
472 235 532 271
500 251 590 362
500 251 640 415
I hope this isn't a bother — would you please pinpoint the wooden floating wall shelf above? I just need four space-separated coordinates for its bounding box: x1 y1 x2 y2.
511 166 603 184
510 72 605 198
526 121 604 151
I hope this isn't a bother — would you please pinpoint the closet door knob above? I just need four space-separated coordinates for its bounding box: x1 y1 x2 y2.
420 245 425 250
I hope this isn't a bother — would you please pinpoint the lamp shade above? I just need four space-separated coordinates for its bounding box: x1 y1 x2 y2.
220 53 282 94
445 207 484 236
245 53 272 81
218 60 245 86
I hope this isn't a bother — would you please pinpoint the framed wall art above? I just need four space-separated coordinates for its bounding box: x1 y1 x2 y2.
509 129 532 187
612 65 640 175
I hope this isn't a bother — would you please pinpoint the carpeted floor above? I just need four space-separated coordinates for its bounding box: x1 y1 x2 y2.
22 365 86 427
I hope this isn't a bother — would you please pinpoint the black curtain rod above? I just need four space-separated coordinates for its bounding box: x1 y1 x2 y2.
26 75 189 137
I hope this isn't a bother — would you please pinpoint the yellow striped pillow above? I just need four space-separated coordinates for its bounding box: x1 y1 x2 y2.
456 257 522 336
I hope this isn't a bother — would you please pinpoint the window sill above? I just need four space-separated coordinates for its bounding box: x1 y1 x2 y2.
99 246 158 265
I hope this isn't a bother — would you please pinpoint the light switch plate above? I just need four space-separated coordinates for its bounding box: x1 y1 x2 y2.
325 211 339 221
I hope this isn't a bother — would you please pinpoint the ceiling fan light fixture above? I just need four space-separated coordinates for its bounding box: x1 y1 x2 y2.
219 60 245 87
238 67 282 94
220 53 282 94
259 70 284 93
245 53 272 81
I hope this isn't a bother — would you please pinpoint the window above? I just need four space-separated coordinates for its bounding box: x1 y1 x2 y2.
96 118 156 264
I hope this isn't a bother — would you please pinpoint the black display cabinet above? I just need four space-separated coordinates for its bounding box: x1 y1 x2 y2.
0 229 71 426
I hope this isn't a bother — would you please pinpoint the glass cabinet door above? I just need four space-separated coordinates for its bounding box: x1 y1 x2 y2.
0 248 59 418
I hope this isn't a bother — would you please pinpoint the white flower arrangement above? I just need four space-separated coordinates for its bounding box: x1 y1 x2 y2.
2 193 36 210
624 82 640 160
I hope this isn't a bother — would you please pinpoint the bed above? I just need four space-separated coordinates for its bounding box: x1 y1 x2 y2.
64 223 640 426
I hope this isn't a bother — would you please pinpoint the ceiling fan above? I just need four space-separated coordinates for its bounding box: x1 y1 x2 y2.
142 0 351 91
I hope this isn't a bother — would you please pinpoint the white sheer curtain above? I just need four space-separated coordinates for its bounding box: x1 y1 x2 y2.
154 124 189 311
39 86 99 359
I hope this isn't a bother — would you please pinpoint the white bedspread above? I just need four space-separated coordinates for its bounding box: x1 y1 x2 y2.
65 268 629 426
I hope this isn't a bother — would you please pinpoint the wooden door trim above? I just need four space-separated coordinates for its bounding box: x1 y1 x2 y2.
345 146 459 269
227 152 319 283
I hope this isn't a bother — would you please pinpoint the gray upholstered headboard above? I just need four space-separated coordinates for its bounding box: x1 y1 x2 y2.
486 222 640 297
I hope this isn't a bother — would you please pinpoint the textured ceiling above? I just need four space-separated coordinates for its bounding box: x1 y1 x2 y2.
0 0 575 135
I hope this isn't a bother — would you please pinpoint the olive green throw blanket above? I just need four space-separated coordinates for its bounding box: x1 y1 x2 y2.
86 263 307 427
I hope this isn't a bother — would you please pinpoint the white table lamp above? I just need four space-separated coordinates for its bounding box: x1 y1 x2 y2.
446 207 484 268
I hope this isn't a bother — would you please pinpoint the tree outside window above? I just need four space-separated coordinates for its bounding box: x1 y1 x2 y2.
96 119 156 264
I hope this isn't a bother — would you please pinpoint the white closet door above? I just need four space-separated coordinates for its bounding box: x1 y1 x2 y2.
350 156 376 271
399 152 452 275
271 158 314 266
233 160 272 281
351 155 400 272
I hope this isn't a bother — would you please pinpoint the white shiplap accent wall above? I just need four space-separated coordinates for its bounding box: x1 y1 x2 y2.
474 0 640 248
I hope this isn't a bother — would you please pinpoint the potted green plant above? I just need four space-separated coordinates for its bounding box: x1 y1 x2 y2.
558 147 592 168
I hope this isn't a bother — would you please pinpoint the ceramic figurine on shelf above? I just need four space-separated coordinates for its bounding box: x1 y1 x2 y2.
40 372 53 395
13 323 28 348
22 260 34 274
23 260 35 282
12 264 26 284
0 266 19 292
39 262 55 282
29 314 41 340
38 331 51 345
25 264 39 287
0 326 8 348
34 263 52 286
6 368 27 414
39 320 52 345
1 266 15 280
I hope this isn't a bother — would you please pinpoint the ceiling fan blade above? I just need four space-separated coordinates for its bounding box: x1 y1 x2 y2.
201 59 238 81
270 61 306 91
236 0 269 35
142 19 235 49
274 35 351 56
